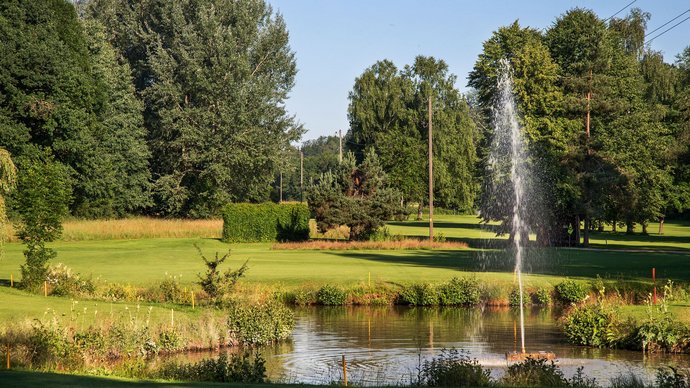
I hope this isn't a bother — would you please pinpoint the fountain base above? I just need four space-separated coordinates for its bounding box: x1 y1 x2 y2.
505 351 556 362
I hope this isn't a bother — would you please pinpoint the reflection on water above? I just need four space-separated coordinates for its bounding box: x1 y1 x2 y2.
166 306 690 386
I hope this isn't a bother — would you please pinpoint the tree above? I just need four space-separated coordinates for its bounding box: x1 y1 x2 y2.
0 148 17 258
0 0 151 217
15 153 71 291
87 0 303 217
348 57 478 215
307 150 407 240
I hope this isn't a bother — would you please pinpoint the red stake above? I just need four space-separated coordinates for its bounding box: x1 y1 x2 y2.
653 268 657 305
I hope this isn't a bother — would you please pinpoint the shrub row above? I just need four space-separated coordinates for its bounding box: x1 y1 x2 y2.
221 202 309 243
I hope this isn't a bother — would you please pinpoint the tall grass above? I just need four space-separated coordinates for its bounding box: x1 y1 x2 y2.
3 217 222 242
273 240 468 250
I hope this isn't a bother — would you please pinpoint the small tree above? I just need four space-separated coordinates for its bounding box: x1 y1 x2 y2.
15 153 71 291
196 244 248 303
307 150 408 240
0 148 17 259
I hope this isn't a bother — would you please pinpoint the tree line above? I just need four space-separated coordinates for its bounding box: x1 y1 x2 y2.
1 1 689 246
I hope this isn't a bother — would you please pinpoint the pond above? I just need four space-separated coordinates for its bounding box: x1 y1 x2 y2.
167 306 689 386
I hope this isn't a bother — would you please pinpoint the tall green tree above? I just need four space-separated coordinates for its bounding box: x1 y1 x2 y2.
0 148 17 258
15 153 71 291
0 0 151 217
87 0 303 217
348 56 477 215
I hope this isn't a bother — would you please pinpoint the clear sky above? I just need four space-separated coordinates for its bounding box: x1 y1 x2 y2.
266 0 690 142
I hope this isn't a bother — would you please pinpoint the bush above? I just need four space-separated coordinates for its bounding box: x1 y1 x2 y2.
196 244 248 303
636 300 690 353
227 302 294 345
502 358 567 387
534 287 553 305
656 367 690 388
438 277 481 306
316 284 347 305
419 348 491 386
291 287 317 306
562 303 620 347
399 283 438 306
222 202 309 243
158 352 266 383
555 279 589 304
45 263 95 297
509 287 530 307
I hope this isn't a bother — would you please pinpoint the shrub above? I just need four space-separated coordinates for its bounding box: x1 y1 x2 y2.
419 348 491 386
399 283 438 306
509 287 530 307
534 287 553 305
656 367 690 388
291 287 317 306
158 352 266 383
45 263 95 297
502 357 567 387
438 277 481 306
555 279 589 304
636 299 690 353
316 284 347 305
222 202 309 243
196 244 248 303
562 303 620 347
227 302 294 345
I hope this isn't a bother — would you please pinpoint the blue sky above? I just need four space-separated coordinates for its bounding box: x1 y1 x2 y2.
266 0 690 142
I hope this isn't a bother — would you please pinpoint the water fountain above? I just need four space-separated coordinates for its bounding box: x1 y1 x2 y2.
489 59 555 361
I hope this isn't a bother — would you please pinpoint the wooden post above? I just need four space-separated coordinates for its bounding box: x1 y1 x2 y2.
342 354 347 386
300 148 304 203
368 272 371 288
191 291 195 309
339 130 343 164
10 274 12 288
428 95 433 242
171 309 174 327
6 346 9 369
44 281 47 297
653 268 657 305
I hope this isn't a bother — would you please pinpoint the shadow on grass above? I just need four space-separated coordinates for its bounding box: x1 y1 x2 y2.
325 247 690 281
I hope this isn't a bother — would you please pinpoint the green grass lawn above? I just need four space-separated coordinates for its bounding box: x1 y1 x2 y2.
0 215 688 289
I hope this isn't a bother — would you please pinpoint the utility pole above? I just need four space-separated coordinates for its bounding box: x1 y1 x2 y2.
428 96 434 242
338 129 343 164
300 148 304 202
279 171 283 203
583 68 592 247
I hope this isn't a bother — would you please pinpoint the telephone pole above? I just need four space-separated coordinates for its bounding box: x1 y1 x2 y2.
300 148 304 202
428 96 434 242
279 171 283 203
338 129 343 163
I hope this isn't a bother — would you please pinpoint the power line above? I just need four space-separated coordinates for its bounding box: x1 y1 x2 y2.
604 0 637 22
644 8 690 38
645 14 690 44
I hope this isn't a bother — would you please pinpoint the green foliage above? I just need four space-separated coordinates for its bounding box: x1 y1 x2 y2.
555 280 590 304
562 303 620 347
503 358 567 387
0 148 17 257
349 56 478 212
316 284 348 306
534 287 553 306
656 367 690 388
195 245 248 303
226 302 294 345
636 296 690 353
437 277 481 306
399 283 438 306
222 202 309 243
45 263 95 297
87 0 302 217
158 352 266 383
307 150 408 240
15 155 72 291
419 348 491 387
509 288 530 307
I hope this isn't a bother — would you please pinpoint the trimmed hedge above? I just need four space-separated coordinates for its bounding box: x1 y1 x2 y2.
222 202 310 243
